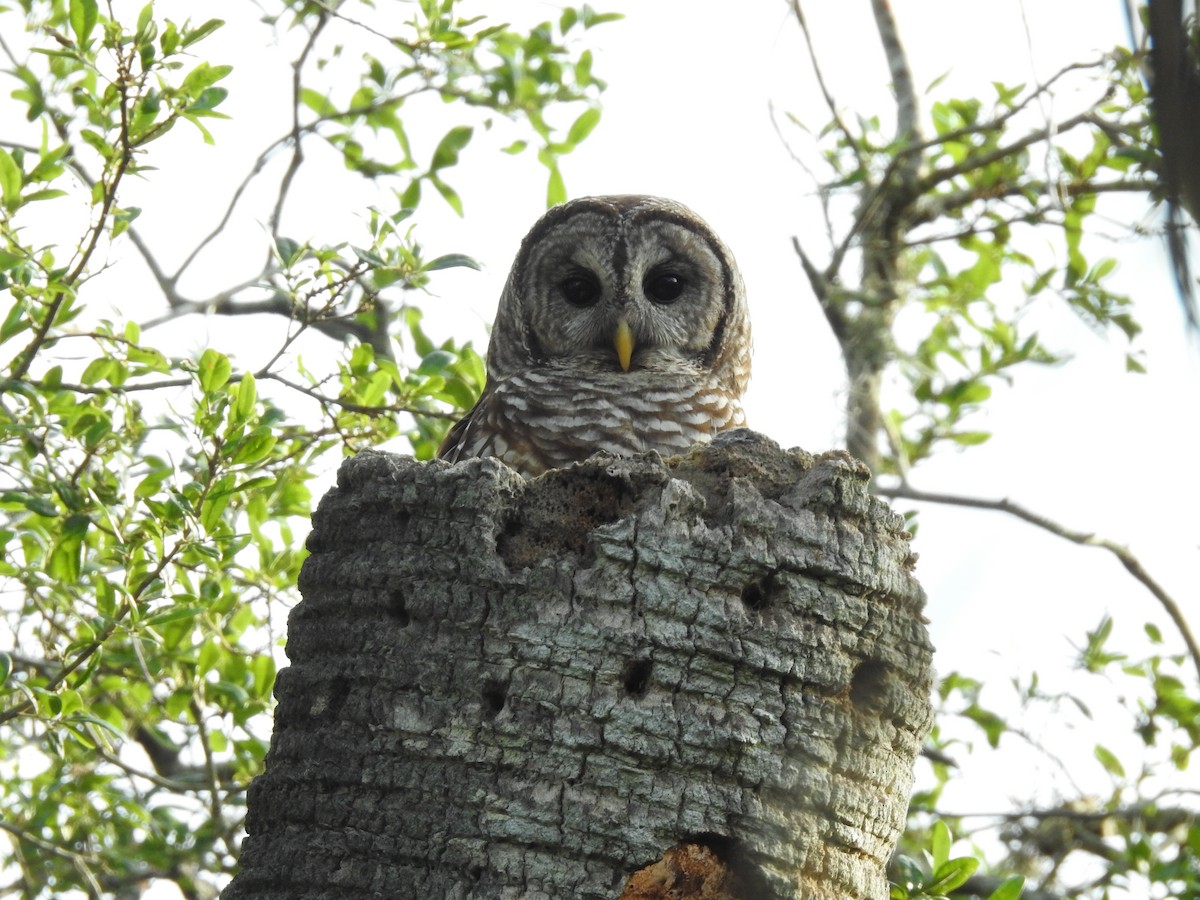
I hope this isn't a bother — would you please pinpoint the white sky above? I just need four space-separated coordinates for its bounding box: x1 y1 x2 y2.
5 0 1199 893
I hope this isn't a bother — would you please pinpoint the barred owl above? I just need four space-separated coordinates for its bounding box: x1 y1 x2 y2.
438 195 751 476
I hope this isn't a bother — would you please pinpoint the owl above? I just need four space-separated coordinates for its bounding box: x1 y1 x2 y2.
438 195 751 476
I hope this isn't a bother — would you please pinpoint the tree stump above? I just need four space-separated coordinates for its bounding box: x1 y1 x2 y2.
222 430 933 899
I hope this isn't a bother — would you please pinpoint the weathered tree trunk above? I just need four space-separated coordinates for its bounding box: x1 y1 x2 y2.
222 430 933 899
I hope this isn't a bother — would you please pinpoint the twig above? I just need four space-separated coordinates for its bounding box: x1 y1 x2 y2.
9 377 192 395
8 43 138 379
259 371 457 419
789 1 863 165
878 484 1200 685
0 820 102 869
917 108 1102 195
266 12 328 245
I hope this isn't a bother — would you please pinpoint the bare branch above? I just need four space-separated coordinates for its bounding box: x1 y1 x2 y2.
267 12 329 246
791 236 850 343
789 1 864 164
878 483 1200 685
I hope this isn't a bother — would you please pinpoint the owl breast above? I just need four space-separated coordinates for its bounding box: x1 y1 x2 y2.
460 366 745 476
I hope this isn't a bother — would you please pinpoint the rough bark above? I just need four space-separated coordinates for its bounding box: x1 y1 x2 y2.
222 430 933 899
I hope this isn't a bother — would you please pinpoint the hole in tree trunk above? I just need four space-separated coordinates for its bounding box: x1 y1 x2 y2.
740 572 779 613
387 587 410 627
622 659 653 697
481 678 507 717
850 659 891 710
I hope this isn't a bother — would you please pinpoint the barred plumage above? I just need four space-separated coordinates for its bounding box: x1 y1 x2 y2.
439 195 751 477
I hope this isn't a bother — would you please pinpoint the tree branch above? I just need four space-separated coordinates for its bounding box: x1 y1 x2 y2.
878 484 1200 685
871 0 921 147
911 176 1154 227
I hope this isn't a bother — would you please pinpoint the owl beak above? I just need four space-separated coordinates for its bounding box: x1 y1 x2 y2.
614 318 635 372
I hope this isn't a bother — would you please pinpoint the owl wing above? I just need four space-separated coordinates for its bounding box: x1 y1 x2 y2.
437 378 557 475
437 389 493 463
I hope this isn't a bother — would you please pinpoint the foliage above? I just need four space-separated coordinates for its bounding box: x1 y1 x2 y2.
785 3 1198 898
791 40 1154 473
0 0 614 895
891 820 1024 900
903 628 1199 898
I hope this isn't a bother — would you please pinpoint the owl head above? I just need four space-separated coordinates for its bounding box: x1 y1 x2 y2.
486 195 751 398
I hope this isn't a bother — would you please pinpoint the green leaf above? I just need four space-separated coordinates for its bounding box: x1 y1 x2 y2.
430 174 463 216
69 0 99 46
47 514 90 582
236 371 257 419
198 349 232 394
160 19 180 55
0 148 22 207
145 605 204 626
416 349 456 375
424 253 481 272
893 855 926 891
231 430 277 466
1094 743 1126 778
927 856 979 892
134 469 171 499
400 179 421 210
81 357 116 385
135 3 155 42
181 18 225 49
1 298 28 341
546 164 566 206
23 495 59 517
197 639 222 676
949 431 991 446
986 875 1025 900
250 654 276 699
300 88 337 117
80 129 114 161
430 125 473 171
930 819 952 871
201 474 235 533
189 87 228 113
181 62 233 97
566 107 601 146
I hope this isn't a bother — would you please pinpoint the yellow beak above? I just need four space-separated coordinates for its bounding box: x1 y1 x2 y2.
614 319 635 372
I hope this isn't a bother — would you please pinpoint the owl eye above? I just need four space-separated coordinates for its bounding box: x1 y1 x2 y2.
559 273 601 307
644 271 686 304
